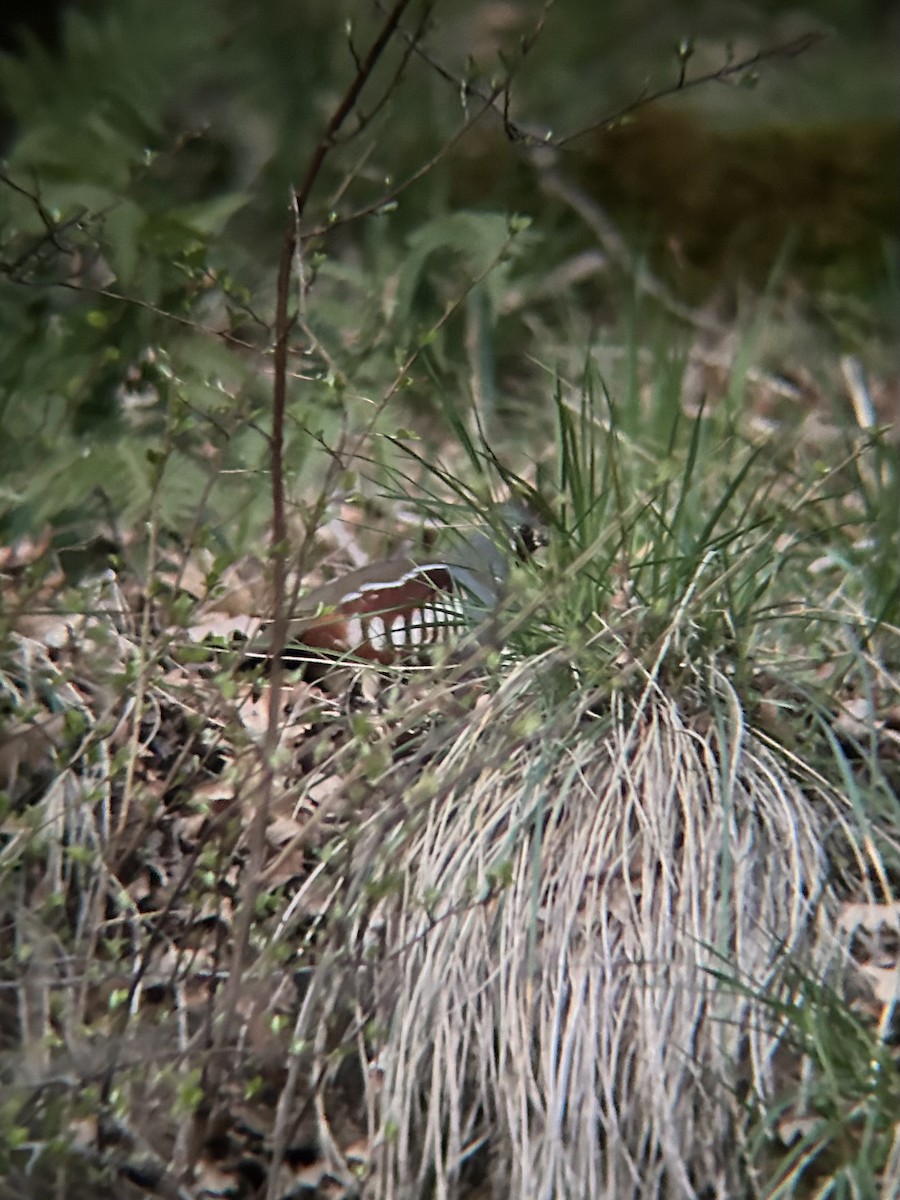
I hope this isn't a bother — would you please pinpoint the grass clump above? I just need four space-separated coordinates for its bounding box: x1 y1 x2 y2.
0 4 897 1197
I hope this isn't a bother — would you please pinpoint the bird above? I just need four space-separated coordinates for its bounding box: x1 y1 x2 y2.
250 505 546 667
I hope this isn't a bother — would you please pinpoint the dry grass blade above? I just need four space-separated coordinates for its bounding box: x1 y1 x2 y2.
313 662 854 1198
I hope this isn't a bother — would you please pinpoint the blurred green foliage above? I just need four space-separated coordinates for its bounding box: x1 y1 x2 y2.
0 0 895 561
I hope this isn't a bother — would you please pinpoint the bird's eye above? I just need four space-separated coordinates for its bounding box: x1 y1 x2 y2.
512 523 548 558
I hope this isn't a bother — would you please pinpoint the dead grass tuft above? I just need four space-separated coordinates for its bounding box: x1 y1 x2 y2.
0 580 881 1198
295 657 858 1198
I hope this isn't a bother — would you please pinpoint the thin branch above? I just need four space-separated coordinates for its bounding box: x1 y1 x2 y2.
302 84 504 238
0 169 74 254
367 23 820 151
310 23 821 247
337 3 432 145
263 0 418 709
552 32 822 148
292 0 416 224
61 281 270 350
208 0 421 1167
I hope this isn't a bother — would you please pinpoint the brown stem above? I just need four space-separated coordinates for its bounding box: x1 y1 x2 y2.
553 32 822 148
208 0 419 1150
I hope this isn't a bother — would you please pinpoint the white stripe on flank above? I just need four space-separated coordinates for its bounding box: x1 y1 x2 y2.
345 615 365 647
368 614 388 650
407 612 425 645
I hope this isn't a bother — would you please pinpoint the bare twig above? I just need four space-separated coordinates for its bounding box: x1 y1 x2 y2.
553 31 821 147
207 0 421 1165
336 3 433 145
365 18 819 151
302 84 505 238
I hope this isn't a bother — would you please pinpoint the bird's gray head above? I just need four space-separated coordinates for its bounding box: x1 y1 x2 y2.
442 501 547 608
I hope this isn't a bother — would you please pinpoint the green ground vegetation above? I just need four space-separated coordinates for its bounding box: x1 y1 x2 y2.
0 2 898 1197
